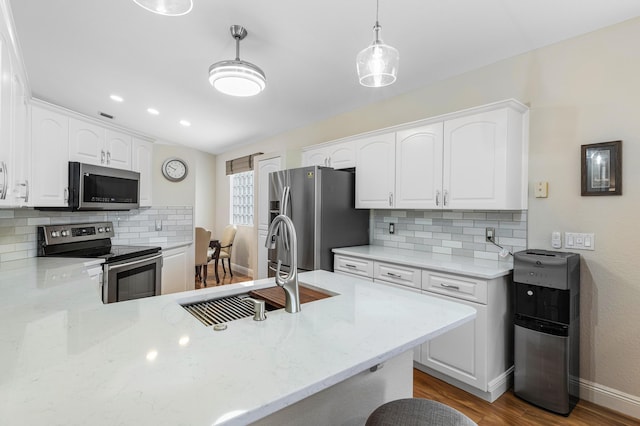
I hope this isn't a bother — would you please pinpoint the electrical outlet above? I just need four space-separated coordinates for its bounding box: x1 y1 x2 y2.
389 223 395 234
486 227 495 242
155 220 162 231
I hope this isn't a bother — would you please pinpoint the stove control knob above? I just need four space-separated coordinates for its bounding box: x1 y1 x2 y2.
61 230 69 237
105 226 111 233
98 227 104 233
50 231 59 238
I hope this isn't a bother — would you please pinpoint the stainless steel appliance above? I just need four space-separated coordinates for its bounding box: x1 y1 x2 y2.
268 166 369 276
513 249 580 416
37 222 162 304
44 162 140 211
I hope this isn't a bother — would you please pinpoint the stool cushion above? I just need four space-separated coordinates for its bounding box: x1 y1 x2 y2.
365 398 477 426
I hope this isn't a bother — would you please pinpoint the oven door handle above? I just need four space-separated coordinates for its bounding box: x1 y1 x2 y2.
105 252 163 271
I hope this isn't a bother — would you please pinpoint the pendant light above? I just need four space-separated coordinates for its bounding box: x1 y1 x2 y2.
356 0 399 87
133 0 193 16
208 25 267 97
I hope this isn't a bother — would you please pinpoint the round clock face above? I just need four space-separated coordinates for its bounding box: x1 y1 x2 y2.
162 158 188 182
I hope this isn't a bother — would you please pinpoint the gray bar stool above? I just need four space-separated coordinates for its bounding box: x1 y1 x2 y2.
365 398 477 426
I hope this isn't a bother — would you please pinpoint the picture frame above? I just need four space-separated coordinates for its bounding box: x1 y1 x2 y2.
581 140 622 196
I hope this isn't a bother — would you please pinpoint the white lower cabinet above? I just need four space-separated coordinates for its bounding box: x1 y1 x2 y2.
333 252 512 402
161 246 189 295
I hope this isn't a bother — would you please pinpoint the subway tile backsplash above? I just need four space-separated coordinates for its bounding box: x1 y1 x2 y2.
0 206 193 262
371 209 527 261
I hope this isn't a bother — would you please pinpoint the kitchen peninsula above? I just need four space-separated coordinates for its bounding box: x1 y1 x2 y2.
0 258 475 425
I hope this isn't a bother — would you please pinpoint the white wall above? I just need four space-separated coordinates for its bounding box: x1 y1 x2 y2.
214 18 640 413
194 152 216 231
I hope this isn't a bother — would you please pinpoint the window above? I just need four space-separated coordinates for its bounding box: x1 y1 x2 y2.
230 171 254 225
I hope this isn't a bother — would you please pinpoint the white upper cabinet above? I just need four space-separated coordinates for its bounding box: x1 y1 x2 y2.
355 100 528 210
132 138 153 207
302 140 356 169
355 133 396 208
443 106 527 210
105 129 132 170
69 119 132 170
30 106 69 207
395 123 444 209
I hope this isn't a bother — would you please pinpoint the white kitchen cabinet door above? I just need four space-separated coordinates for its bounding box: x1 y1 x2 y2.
395 123 443 209
132 138 153 207
10 72 29 206
302 141 355 169
443 107 524 210
355 133 396 208
420 294 488 390
30 106 70 207
302 147 329 167
105 129 132 170
0 32 12 206
161 246 188 295
69 118 105 166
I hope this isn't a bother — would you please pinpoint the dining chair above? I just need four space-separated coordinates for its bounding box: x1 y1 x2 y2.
194 227 212 286
208 224 237 284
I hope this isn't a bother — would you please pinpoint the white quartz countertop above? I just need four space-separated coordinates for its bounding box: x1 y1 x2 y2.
333 245 513 279
0 258 475 425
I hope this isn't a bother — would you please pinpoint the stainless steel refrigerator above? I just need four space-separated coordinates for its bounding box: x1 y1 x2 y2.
268 166 369 276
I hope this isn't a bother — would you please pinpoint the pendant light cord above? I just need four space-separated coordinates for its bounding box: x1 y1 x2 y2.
373 0 381 42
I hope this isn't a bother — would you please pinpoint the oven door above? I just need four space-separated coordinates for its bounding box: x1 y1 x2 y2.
103 252 162 303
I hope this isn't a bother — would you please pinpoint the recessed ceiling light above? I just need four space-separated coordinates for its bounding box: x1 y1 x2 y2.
179 120 191 127
110 94 124 102
147 108 159 115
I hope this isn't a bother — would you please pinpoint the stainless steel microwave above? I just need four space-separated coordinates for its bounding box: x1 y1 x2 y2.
68 162 140 211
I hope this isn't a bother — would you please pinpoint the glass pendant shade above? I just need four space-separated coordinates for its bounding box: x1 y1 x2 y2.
357 25 399 87
208 60 266 97
208 25 266 97
133 0 193 16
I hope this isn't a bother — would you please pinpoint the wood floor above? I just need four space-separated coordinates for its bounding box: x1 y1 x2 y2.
414 369 639 425
194 266 252 289
194 269 638 425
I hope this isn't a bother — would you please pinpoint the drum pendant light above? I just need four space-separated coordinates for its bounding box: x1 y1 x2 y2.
208 25 267 97
356 0 399 87
133 0 193 16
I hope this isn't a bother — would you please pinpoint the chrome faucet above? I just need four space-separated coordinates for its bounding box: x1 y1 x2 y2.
265 214 301 313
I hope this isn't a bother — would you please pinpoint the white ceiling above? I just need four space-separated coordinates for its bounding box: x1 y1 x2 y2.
9 0 640 154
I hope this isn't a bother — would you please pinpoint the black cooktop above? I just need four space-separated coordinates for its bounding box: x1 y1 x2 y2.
37 222 161 263
56 244 162 263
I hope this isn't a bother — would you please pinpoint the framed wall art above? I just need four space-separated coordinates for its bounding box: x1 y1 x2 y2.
581 140 622 196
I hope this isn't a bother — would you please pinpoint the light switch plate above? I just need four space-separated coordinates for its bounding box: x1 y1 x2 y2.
551 231 562 248
535 181 548 198
564 232 595 250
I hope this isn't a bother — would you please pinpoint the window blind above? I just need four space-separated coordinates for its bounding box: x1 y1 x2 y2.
225 152 263 175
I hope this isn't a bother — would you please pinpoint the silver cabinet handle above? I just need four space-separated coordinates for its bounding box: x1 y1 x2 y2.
16 180 29 202
387 272 402 278
443 190 448 206
64 187 69 203
345 264 357 268
440 283 460 290
0 161 7 200
107 151 111 165
388 192 393 207
101 150 106 164
327 156 331 167
435 190 440 206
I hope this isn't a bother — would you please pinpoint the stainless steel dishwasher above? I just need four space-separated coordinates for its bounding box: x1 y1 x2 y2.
512 250 580 416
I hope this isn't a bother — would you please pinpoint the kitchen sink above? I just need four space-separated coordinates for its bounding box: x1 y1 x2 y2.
181 283 334 327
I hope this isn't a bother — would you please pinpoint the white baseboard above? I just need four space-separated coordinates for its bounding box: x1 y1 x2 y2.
579 378 640 420
231 262 253 278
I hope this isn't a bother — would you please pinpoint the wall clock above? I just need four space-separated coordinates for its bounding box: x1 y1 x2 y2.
161 158 188 182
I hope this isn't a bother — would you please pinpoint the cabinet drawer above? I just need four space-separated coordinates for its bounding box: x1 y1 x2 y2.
374 262 421 290
423 272 487 304
334 255 373 278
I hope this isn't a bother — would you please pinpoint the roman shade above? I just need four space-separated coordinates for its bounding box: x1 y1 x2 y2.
225 152 263 175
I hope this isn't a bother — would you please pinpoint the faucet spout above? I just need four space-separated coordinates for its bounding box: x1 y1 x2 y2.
265 214 301 313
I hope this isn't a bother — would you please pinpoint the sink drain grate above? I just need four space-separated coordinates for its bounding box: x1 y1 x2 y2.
182 295 254 326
